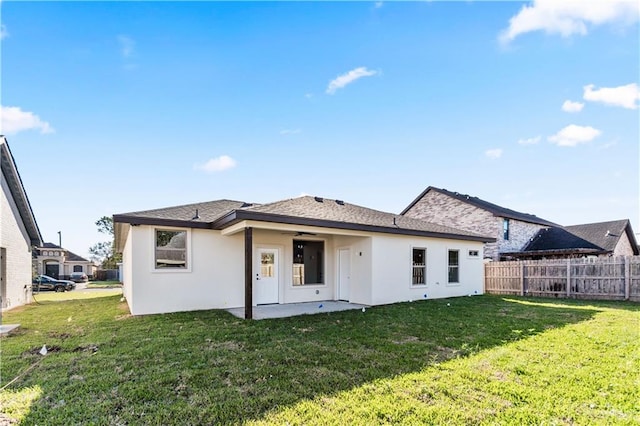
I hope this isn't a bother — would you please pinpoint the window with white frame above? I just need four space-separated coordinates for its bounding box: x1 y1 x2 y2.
73 265 83 272
468 250 479 258
412 248 426 285
448 250 459 283
155 229 187 269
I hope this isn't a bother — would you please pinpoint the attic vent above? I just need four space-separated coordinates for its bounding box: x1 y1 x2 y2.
241 202 253 208
314 196 324 203
192 209 200 220
335 200 344 205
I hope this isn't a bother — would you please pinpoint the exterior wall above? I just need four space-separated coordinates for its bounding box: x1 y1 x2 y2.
122 228 133 304
499 218 548 256
333 235 373 305
613 232 635 257
128 225 244 315
403 190 547 260
1 172 33 310
370 234 484 305
122 223 485 315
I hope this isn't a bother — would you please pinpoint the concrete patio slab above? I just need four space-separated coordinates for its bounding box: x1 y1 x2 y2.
0 324 20 336
226 301 368 320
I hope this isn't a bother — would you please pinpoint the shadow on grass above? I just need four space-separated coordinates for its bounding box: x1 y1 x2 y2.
1 295 630 424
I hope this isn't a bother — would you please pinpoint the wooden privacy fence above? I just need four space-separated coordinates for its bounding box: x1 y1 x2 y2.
484 256 640 301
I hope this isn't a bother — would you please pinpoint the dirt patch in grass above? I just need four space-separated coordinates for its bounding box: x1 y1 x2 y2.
22 345 62 357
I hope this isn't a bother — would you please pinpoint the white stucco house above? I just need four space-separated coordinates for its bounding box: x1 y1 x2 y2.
1 136 42 311
114 196 494 318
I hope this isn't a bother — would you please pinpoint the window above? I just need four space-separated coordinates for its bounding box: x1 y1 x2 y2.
412 248 426 285
468 250 479 258
448 250 459 283
155 229 187 269
503 219 510 240
73 265 83 272
292 240 324 285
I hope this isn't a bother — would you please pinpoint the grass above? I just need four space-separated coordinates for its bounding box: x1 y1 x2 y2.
0 294 638 425
31 288 122 302
86 280 122 289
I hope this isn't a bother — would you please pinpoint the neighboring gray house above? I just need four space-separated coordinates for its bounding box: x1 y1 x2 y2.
401 186 638 261
1 136 42 311
401 186 557 260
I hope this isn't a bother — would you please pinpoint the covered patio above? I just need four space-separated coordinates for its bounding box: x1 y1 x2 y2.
226 300 368 320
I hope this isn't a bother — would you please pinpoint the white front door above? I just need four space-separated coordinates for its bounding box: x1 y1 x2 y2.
338 248 350 301
255 248 279 305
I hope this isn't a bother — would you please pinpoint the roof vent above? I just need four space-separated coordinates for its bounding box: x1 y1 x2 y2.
314 196 324 203
335 199 344 205
241 202 253 208
192 209 200 220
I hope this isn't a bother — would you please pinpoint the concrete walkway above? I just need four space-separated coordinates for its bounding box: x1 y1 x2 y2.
226 301 368 320
0 324 20 336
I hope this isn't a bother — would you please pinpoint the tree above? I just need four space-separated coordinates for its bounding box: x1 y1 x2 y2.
89 216 122 269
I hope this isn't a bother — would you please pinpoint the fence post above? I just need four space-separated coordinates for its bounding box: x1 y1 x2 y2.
625 256 631 301
520 262 525 296
566 259 571 298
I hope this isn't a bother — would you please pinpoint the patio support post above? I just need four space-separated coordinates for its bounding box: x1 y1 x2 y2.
244 227 253 319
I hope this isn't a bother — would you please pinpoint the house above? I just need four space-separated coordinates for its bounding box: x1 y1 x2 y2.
401 186 558 260
33 242 97 279
1 136 42 311
401 186 638 261
508 219 639 259
113 196 494 317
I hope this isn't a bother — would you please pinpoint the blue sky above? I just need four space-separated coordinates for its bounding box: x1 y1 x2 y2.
2 1 639 260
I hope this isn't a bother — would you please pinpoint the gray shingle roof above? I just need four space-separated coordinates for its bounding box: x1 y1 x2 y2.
522 219 638 255
115 196 494 242
402 186 558 227
39 243 92 262
243 196 489 239
116 199 249 223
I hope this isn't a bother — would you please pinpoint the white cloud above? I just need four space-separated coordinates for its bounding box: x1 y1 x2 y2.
194 155 237 173
499 0 640 44
280 129 301 135
304 93 313 99
562 100 584 113
0 106 55 135
374 2 384 9
117 35 135 58
0 24 8 40
326 67 377 95
485 148 503 159
517 136 541 146
583 83 640 109
548 124 601 147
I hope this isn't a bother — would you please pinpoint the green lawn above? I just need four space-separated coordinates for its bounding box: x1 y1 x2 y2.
0 294 638 425
86 280 122 288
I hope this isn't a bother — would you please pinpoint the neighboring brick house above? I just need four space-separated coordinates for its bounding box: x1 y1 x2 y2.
513 219 639 259
401 187 559 260
1 136 43 311
34 242 97 280
401 186 639 261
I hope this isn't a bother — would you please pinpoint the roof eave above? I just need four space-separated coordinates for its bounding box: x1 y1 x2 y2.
1 138 43 246
112 214 213 230
213 210 494 243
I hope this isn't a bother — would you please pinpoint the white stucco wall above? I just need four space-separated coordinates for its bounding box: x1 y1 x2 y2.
122 227 133 304
127 225 244 315
370 235 484 305
122 222 485 316
1 172 33 310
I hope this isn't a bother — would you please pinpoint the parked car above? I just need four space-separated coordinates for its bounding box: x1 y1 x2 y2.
32 275 76 292
69 272 89 283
